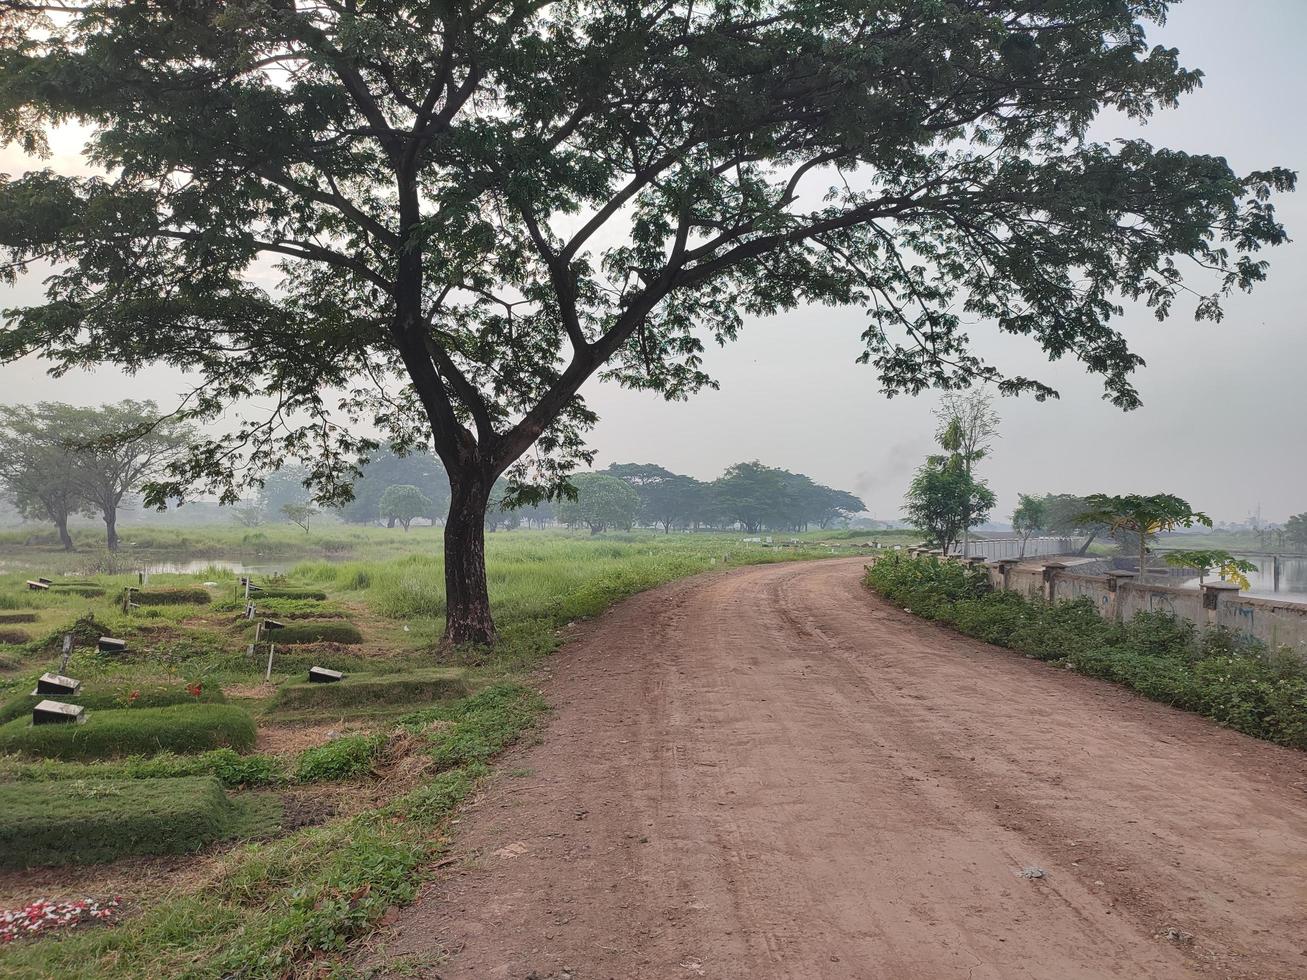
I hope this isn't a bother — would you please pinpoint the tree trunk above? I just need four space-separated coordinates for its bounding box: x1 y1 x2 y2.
55 516 74 551
387 515 396 528
443 477 497 646
104 510 118 551
1139 535 1147 584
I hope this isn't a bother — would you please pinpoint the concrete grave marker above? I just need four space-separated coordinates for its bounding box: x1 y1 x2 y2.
32 673 81 698
33 700 86 725
96 636 127 654
26 580 50 591
308 666 344 684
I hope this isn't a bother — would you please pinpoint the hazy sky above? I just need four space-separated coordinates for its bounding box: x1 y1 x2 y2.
1 0 1304 524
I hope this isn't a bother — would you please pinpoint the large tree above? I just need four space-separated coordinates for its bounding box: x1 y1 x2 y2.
0 402 86 550
0 2 1292 642
556 473 640 534
63 400 192 550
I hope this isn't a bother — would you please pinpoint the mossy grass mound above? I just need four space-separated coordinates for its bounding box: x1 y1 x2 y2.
261 621 363 645
47 584 107 598
0 681 227 725
0 748 288 788
0 776 280 868
273 668 468 711
130 587 212 606
0 703 257 761
250 587 328 601
0 612 38 624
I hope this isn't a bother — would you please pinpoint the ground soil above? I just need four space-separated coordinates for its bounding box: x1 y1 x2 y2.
364 558 1307 979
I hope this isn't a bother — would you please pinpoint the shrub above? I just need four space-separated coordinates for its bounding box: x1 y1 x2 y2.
0 681 226 725
294 733 385 782
262 621 363 645
0 704 258 760
864 554 1307 749
131 587 212 606
273 669 468 711
0 776 277 868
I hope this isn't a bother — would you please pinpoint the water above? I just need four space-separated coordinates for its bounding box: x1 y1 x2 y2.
1177 555 1307 605
135 558 297 577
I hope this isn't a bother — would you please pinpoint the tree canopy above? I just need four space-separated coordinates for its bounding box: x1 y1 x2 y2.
0 0 1291 642
556 473 640 534
378 484 433 531
1077 492 1212 580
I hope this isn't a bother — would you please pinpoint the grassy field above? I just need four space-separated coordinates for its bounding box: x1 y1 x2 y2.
0 527 836 977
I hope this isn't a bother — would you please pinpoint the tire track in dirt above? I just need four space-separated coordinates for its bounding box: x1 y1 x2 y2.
362 558 1307 979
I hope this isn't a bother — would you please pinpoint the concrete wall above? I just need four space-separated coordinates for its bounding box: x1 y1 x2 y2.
928 549 1307 658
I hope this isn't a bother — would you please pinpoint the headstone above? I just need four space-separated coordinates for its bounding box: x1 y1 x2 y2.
308 666 344 684
244 602 256 621
32 672 81 697
59 633 74 672
263 619 285 632
97 636 128 654
26 580 50 591
36 577 52 585
33 700 86 725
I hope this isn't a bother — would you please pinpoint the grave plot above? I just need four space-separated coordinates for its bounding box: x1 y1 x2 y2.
0 703 258 760
0 776 280 869
249 621 364 645
272 668 470 711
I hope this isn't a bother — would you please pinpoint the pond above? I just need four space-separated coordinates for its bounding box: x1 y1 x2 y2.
1177 554 1307 605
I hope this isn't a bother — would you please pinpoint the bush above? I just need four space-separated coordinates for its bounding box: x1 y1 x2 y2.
262 621 363 645
131 587 213 606
273 669 468 711
0 680 227 725
294 734 385 782
0 703 258 760
0 776 277 868
864 553 1307 749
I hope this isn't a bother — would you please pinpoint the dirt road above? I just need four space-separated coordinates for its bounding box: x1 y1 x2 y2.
368 558 1307 979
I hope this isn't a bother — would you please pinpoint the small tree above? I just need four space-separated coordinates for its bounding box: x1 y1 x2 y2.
1286 513 1307 551
379 485 432 532
1077 494 1212 582
557 474 640 535
1011 494 1048 558
1163 549 1257 590
904 458 996 555
281 503 317 535
229 503 265 528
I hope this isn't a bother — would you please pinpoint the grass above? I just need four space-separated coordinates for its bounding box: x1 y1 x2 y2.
865 553 1307 748
0 776 279 869
272 668 469 711
0 703 258 760
0 526 832 977
0 681 226 725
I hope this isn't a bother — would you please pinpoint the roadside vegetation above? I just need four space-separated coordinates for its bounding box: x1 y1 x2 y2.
865 554 1307 749
0 529 832 977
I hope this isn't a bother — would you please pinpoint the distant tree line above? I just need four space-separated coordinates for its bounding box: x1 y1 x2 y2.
303 451 866 534
0 401 192 550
